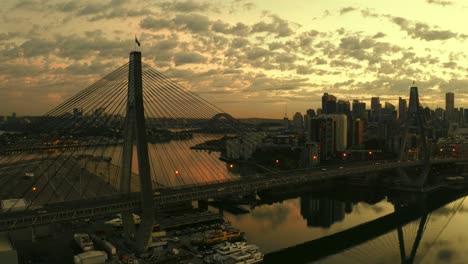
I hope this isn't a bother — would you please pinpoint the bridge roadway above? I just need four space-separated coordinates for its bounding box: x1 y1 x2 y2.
0 158 461 232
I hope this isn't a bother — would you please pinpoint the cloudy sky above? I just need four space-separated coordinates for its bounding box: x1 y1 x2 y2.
1 0 468 118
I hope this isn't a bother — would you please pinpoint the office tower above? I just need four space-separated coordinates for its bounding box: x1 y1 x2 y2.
292 112 304 133
398 97 407 121
352 100 366 120
435 107 444 120
322 93 337 114
306 109 316 118
332 114 348 151
310 116 334 160
337 100 351 115
408 86 420 114
371 97 381 111
446 92 454 121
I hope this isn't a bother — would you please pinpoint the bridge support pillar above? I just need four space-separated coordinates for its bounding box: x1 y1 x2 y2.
120 51 155 253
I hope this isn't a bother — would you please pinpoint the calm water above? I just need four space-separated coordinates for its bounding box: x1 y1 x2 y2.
220 191 468 264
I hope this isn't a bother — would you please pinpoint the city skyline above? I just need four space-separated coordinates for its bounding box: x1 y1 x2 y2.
1 0 468 118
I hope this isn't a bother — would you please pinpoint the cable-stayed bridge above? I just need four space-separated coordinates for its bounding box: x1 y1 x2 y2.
0 51 467 253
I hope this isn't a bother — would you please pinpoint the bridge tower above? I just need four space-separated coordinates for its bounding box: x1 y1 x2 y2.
120 51 155 252
398 85 431 187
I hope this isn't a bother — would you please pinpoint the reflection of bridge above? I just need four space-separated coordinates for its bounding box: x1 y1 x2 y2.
1 51 467 254
265 188 467 263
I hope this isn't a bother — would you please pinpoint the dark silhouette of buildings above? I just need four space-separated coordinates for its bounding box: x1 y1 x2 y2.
322 93 337 114
446 92 454 121
300 196 351 228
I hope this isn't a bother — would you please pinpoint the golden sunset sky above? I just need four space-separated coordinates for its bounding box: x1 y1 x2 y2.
1 0 467 118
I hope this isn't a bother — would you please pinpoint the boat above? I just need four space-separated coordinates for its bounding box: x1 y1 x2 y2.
74 233 94 252
204 243 263 264
104 213 141 227
222 245 263 264
202 229 244 245
215 242 247 255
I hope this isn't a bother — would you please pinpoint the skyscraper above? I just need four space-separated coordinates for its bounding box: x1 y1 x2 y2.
337 100 351 115
408 86 420 114
398 97 407 121
371 97 381 111
446 92 454 121
322 93 337 114
352 100 366 119
292 112 304 133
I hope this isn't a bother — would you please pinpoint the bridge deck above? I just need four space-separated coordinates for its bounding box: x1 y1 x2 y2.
0 158 462 232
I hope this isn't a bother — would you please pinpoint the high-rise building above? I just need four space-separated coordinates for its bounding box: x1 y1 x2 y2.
331 114 348 151
435 107 444 120
398 97 407 121
292 112 304 133
381 102 397 122
464 109 468 125
408 86 420 114
385 102 395 111
310 116 334 160
351 118 365 146
371 97 381 111
337 100 351 115
306 109 316 117
322 93 337 114
352 100 366 119
446 92 454 121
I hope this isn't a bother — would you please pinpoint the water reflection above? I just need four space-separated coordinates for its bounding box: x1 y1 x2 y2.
222 187 468 264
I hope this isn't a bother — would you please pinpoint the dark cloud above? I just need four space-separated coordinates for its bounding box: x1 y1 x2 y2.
159 0 211 13
314 57 327 65
140 17 173 30
247 74 311 91
389 16 461 41
330 59 362 69
245 47 273 60
373 32 386 39
173 13 211 32
212 20 250 36
251 15 295 37
173 52 207 65
426 0 453 6
296 65 313 75
231 38 250 49
339 7 356 15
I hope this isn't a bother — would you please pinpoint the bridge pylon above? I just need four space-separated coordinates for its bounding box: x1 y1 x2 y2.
120 51 155 253
398 85 431 187
395 203 428 264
